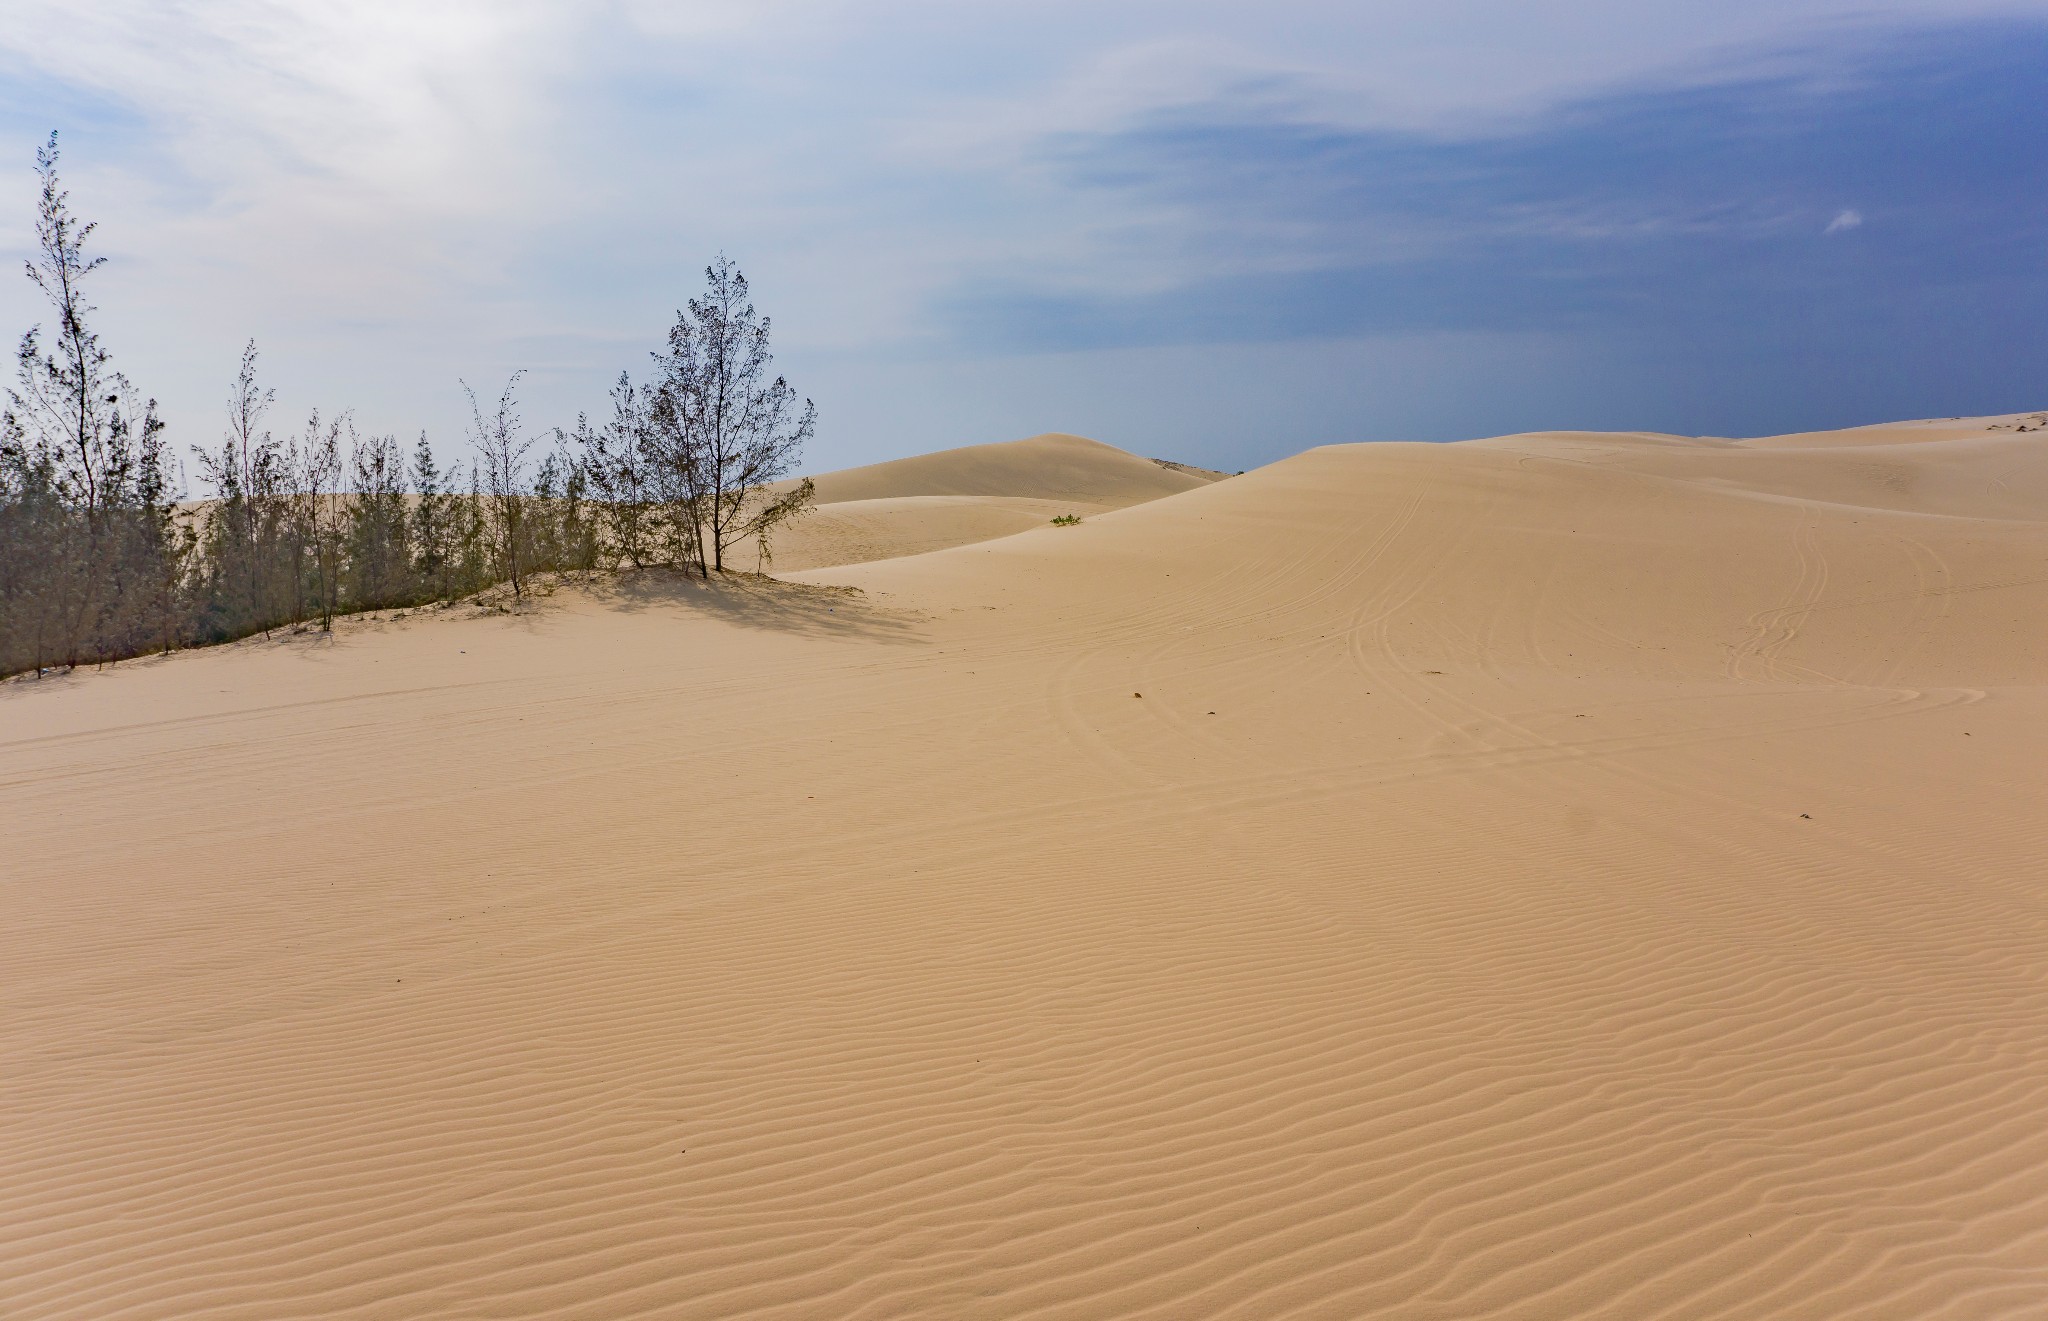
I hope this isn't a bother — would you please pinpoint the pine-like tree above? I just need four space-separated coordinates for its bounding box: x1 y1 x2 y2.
465 374 535 600
345 430 411 609
650 255 815 576
1 132 182 674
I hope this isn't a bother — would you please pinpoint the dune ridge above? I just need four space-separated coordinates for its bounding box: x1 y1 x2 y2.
760 432 1224 571
799 432 1217 506
4 413 2047 1319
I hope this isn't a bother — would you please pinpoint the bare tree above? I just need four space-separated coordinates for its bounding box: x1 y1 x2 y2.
653 256 815 575
464 373 535 600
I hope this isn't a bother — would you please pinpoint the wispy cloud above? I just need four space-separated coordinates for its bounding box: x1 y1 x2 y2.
0 2 2043 468
949 22 2048 350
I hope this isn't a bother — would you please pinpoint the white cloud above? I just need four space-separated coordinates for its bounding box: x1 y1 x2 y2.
0 0 2040 472
1825 208 1864 233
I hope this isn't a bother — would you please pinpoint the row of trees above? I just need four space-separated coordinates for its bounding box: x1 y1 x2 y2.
180 346 601 646
3 135 815 679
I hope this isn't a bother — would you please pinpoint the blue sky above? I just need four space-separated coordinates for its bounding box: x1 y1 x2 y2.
1 2 2043 477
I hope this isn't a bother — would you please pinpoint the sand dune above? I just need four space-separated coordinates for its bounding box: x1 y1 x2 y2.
736 432 1223 572
6 414 2048 1319
761 496 1110 573
800 432 1219 505
758 432 1224 570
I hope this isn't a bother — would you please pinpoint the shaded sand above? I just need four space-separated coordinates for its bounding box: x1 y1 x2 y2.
6 414 2048 1319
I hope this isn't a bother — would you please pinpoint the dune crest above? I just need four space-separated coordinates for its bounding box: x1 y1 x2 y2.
6 414 2048 1320
801 432 1217 505
765 431 1221 570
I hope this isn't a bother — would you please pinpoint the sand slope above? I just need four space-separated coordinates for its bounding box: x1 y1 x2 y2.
802 432 1216 505
761 496 1105 573
750 432 1221 571
5 414 2048 1319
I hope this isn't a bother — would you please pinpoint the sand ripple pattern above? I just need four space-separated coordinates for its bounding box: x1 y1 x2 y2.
6 419 2048 1318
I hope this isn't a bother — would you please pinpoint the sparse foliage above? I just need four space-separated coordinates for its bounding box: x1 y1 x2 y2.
579 255 816 578
1 132 182 675
192 341 285 636
465 374 537 600
575 376 659 569
664 255 816 574
345 429 410 610
3 145 816 678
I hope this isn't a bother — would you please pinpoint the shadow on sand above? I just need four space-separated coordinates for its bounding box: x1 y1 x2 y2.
0 570 923 700
571 567 925 645
0 615 379 699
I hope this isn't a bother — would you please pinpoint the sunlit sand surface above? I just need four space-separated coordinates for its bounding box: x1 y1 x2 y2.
6 415 2047 1319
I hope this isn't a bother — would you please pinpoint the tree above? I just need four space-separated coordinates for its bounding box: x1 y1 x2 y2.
305 417 346 628
193 340 287 637
526 445 595 577
574 375 660 569
465 373 535 600
1 131 180 672
0 433 73 672
345 429 410 609
408 434 462 601
653 255 815 575
457 462 492 592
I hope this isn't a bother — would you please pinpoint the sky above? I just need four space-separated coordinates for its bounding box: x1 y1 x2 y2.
1 1 2044 481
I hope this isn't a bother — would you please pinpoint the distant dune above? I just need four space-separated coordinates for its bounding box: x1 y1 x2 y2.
7 413 2048 1320
800 431 1220 504
765 431 1224 571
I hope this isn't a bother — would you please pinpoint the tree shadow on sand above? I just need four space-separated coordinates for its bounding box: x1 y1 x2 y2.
575 567 925 644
